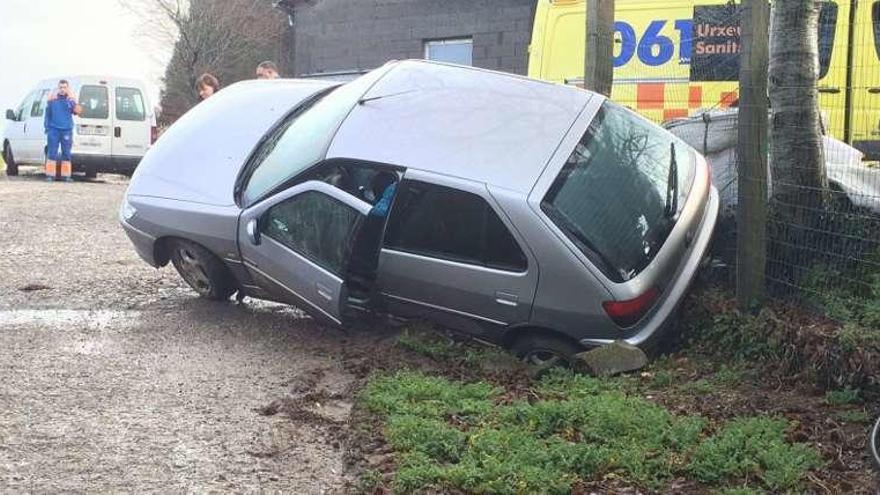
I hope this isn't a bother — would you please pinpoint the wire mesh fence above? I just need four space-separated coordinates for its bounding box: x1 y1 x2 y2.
597 0 880 304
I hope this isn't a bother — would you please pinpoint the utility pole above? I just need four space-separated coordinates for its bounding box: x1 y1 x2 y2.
736 0 770 308
584 0 615 96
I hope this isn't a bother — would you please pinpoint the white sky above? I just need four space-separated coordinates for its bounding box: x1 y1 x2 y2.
0 0 172 132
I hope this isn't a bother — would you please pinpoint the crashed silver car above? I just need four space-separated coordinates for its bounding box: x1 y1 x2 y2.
120 60 719 362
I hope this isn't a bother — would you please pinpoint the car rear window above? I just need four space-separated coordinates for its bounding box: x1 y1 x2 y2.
116 87 146 121
78 85 109 119
542 100 694 283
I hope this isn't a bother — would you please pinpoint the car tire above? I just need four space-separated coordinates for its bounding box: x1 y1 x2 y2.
3 143 18 176
510 333 584 368
169 240 236 301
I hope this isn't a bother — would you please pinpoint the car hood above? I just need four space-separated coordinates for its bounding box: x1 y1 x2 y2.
125 79 337 206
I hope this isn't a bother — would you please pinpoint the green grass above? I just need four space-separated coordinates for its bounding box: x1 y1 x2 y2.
395 327 516 366
688 417 823 491
362 369 822 493
824 388 860 406
834 409 871 424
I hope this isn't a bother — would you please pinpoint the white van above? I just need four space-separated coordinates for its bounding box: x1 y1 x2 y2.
2 76 156 177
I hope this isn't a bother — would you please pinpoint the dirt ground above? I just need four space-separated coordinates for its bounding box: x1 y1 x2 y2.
0 170 399 492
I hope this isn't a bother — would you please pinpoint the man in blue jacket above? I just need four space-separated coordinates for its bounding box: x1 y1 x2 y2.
44 80 81 182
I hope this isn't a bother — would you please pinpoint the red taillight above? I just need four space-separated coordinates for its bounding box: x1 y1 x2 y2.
602 287 661 328
150 126 158 144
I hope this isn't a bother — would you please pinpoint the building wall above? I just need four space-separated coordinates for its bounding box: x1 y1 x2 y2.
289 0 536 77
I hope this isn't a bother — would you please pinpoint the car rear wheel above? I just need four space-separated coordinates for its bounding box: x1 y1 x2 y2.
169 240 236 300
511 333 584 368
3 143 18 176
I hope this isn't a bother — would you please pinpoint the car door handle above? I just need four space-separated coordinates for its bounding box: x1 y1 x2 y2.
495 291 518 307
316 283 333 301
868 87 880 94
114 127 121 138
818 86 841 94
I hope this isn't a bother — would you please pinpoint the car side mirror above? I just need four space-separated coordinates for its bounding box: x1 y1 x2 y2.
246 218 261 246
5 109 15 121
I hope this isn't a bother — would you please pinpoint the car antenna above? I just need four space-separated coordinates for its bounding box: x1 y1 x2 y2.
358 89 418 105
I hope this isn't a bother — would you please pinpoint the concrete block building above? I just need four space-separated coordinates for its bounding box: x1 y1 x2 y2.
277 0 536 79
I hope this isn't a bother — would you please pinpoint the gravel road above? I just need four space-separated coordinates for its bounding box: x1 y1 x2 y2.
0 171 386 492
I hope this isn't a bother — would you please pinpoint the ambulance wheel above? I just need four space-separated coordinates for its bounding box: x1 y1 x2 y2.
169 239 236 301
3 142 17 176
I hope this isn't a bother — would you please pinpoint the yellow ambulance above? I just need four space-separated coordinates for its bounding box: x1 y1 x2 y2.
528 0 880 158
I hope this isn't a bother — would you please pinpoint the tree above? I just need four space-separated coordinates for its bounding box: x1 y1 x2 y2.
768 1 828 227
123 0 287 123
584 0 615 96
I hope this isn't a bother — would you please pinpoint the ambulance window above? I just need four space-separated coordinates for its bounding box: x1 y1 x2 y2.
818 2 837 79
116 87 145 121
872 2 880 59
79 85 109 119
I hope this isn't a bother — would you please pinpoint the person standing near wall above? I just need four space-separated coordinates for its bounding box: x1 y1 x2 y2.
196 73 221 100
255 61 281 79
44 79 81 182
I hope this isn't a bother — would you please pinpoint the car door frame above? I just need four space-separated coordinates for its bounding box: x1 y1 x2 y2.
375 169 539 340
23 88 50 162
237 180 372 326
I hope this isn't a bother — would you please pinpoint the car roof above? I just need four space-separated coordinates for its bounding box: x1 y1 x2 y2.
326 60 594 193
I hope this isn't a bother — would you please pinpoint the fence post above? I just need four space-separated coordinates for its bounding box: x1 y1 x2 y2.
736 0 770 309
585 0 615 96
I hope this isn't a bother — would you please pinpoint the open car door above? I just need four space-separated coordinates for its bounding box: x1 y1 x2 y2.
238 180 372 326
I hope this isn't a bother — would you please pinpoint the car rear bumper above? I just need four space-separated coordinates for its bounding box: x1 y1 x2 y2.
120 217 160 267
579 185 720 348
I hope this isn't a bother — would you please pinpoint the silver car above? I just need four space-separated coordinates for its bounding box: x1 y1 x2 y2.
120 60 719 362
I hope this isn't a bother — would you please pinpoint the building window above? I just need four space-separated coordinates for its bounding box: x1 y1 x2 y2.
424 37 473 66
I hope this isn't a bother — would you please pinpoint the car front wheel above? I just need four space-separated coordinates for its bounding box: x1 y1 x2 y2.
169 240 236 300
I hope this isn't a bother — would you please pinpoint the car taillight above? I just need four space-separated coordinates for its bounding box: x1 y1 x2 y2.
150 126 158 144
602 287 661 328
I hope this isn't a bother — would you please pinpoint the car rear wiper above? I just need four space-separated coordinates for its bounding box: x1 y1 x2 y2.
665 142 679 218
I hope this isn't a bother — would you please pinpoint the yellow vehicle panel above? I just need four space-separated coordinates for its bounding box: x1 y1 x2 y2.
528 0 872 153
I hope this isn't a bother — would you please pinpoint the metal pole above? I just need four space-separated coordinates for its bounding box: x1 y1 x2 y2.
736 0 770 308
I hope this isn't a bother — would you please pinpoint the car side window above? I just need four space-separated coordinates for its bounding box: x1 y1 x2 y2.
384 181 527 272
261 191 361 276
30 90 49 118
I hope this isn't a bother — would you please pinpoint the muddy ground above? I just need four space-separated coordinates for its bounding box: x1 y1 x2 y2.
0 171 401 492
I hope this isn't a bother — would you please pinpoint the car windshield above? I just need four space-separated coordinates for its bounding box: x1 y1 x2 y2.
542 100 695 283
240 69 387 206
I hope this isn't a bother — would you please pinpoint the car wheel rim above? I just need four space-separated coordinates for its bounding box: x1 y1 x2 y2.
524 349 563 367
177 248 212 293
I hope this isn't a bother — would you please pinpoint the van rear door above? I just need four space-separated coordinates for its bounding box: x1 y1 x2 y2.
75 83 112 159
111 85 149 170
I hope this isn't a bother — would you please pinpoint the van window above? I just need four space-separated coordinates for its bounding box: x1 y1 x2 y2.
385 181 527 272
30 90 49 117
78 85 109 119
116 87 146 121
542 100 694 283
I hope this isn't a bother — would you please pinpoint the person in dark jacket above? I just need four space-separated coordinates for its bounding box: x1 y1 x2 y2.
44 79 81 182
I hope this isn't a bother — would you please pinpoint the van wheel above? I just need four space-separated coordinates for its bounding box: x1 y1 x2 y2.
84 168 98 179
510 333 584 368
169 240 236 301
3 143 17 176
